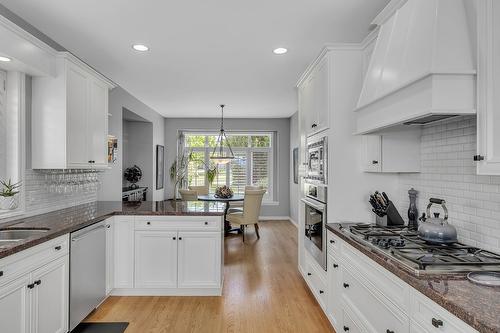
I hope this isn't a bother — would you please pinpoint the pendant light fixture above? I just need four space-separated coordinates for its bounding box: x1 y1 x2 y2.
210 104 234 164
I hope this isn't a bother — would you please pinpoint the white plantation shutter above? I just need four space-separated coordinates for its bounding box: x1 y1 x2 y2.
251 151 270 192
230 152 247 195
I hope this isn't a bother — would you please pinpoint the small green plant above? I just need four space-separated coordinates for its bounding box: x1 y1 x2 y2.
0 179 21 197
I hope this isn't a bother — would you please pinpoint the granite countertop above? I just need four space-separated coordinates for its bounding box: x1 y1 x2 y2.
326 223 500 333
0 200 225 260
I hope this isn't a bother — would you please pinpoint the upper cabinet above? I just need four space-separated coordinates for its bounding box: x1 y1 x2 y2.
298 53 330 136
354 0 476 134
32 52 115 169
476 0 500 175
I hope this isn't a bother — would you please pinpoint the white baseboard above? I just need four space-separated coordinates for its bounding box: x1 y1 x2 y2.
110 287 222 296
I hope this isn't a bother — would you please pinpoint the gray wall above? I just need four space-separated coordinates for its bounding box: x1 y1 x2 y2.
123 120 154 200
164 117 291 217
289 112 299 224
98 87 165 201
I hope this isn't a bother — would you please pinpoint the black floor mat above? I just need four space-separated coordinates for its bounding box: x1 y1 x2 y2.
71 322 129 333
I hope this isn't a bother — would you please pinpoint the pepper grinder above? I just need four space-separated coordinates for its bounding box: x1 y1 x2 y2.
408 188 419 230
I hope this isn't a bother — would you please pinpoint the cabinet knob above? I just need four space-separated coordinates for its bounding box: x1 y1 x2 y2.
0 271 3 277
343 283 349 288
147 221 151 225
27 283 35 289
431 318 443 328
343 326 349 332
329 239 335 244
34 280 41 286
319 290 324 294
204 221 208 225
311 123 318 128
106 224 111 229
333 264 338 268
386 330 394 333
178 237 182 240
473 155 485 161
173 237 176 240
372 160 379 165
307 272 312 276
54 246 62 251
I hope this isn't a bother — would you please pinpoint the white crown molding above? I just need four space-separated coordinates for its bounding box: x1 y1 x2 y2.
57 52 116 88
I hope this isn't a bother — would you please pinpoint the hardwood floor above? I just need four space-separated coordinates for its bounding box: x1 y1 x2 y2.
86 220 334 333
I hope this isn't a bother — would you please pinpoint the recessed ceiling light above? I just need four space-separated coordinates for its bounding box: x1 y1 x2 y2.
273 47 288 55
132 44 149 52
0 56 11 62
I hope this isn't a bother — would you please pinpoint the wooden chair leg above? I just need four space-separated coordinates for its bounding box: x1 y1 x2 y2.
255 223 260 239
242 225 245 242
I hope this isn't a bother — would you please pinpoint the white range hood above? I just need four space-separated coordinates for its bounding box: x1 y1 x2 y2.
354 0 476 134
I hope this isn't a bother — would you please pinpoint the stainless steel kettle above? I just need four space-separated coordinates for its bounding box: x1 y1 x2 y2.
418 198 458 244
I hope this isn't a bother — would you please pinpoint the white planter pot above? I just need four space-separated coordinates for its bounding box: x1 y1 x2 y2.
0 195 19 210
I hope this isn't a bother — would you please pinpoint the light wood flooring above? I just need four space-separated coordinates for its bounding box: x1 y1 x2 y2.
86 220 334 333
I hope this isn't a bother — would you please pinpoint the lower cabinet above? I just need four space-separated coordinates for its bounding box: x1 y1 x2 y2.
177 231 221 288
326 253 342 330
342 305 366 333
0 235 69 333
135 231 178 288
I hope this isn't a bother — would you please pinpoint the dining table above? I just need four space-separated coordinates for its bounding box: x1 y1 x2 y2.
197 194 244 234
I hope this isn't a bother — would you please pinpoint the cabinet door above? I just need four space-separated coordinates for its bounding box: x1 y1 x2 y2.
362 135 382 172
177 231 221 288
477 0 500 175
113 217 134 289
327 255 342 330
88 78 108 167
66 63 89 166
32 256 68 333
135 231 178 288
314 56 330 133
105 219 114 295
302 75 316 136
0 274 31 333
342 306 366 333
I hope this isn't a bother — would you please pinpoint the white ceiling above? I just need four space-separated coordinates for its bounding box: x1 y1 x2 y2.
1 0 389 118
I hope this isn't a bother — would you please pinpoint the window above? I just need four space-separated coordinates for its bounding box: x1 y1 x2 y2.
183 132 274 201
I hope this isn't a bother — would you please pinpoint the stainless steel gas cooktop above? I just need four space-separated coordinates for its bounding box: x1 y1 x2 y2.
341 223 500 276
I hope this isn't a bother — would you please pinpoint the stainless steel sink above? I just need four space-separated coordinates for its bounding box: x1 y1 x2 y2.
0 228 49 241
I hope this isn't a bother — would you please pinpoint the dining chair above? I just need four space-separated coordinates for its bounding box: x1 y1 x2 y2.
179 189 198 201
228 185 264 214
226 188 266 242
188 185 209 196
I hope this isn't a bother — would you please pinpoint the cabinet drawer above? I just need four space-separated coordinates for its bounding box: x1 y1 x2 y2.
134 216 221 231
342 305 366 333
410 291 477 333
326 230 340 254
0 235 69 286
305 256 327 309
342 242 410 310
341 264 409 333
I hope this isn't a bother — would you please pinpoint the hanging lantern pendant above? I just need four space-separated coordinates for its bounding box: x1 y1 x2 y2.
210 104 234 164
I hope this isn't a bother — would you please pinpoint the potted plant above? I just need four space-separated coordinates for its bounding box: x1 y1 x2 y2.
0 179 22 210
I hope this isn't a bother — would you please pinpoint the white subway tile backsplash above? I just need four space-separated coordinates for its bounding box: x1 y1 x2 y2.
398 116 500 254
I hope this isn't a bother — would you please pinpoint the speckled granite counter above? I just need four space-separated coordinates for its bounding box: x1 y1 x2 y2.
0 201 225 260
326 223 500 333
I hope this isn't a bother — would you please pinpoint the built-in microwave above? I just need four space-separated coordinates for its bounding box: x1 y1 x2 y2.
306 135 327 184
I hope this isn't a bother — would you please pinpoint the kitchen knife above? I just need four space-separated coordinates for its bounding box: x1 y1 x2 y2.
382 192 390 205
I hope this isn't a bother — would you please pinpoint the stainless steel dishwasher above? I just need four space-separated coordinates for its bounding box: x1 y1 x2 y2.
70 221 106 331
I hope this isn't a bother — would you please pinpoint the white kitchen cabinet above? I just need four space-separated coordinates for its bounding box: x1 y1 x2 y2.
32 52 115 169
362 127 421 173
105 218 114 295
0 274 30 333
178 231 221 289
135 231 178 288
0 235 69 333
113 216 135 289
31 256 68 333
298 52 330 136
342 305 366 333
326 253 342 330
477 0 500 175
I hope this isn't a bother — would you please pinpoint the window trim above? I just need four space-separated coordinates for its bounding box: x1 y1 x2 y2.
181 131 275 202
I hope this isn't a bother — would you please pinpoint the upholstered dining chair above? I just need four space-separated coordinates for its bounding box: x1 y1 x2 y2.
228 185 264 214
226 188 266 242
188 185 209 196
179 189 198 201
